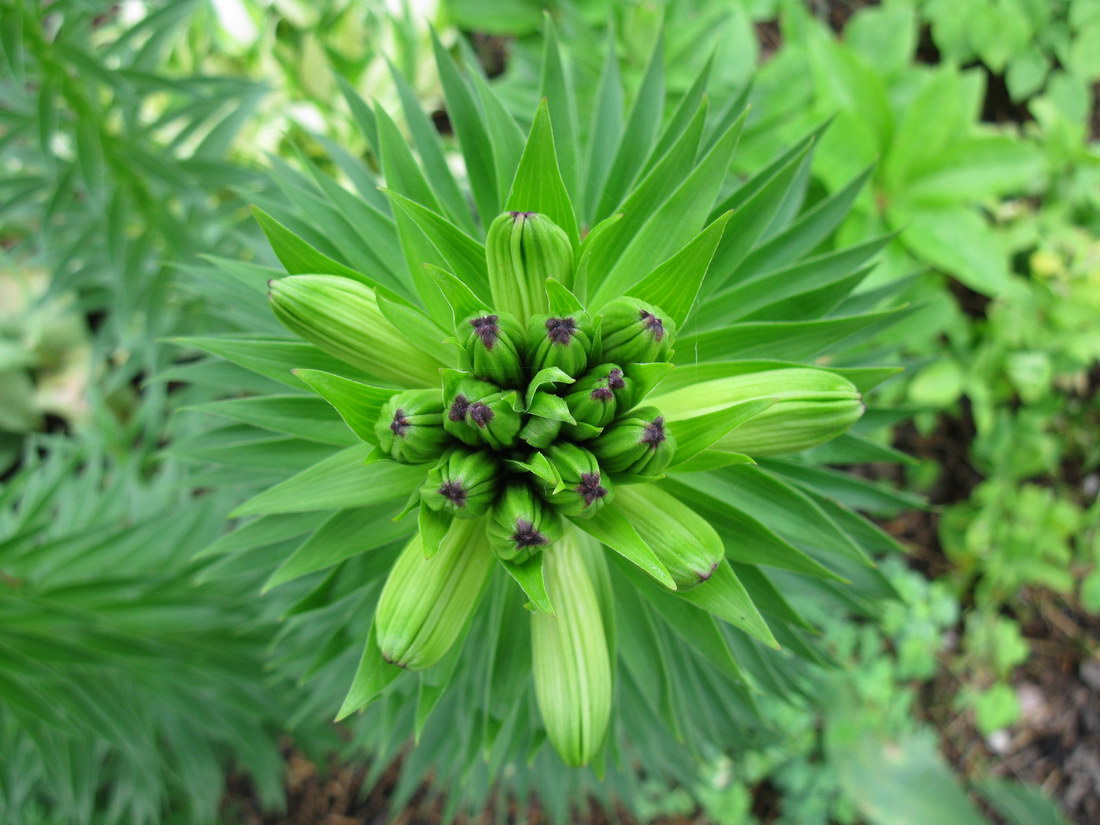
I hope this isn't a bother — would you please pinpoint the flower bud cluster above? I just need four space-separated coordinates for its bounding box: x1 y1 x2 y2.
358 213 681 564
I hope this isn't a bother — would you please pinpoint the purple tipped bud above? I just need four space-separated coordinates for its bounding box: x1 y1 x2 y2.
458 311 524 388
537 444 614 518
562 363 634 439
525 311 595 378
421 448 500 518
599 297 676 365
590 406 676 476
489 482 563 564
374 390 448 464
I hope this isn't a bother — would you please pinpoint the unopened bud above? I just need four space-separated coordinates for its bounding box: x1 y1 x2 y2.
562 363 633 438
518 403 563 449
457 311 525 388
590 406 676 476
421 447 500 518
531 532 612 765
539 443 613 517
443 376 521 450
374 389 449 463
486 211 573 324
525 312 594 378
268 275 441 387
375 519 493 670
653 368 863 456
489 482 563 564
598 297 675 365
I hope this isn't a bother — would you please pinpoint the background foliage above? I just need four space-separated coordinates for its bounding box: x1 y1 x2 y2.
0 0 1096 823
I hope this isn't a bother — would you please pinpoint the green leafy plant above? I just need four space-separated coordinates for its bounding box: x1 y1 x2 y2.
0 439 324 825
177 22 919 801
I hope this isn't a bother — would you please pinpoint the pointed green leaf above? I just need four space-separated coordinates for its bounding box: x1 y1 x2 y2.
505 99 579 248
293 369 398 445
627 212 732 326
500 554 554 614
427 264 489 323
669 398 776 465
265 505 414 590
677 561 778 648
572 506 676 590
336 623 403 720
231 445 424 516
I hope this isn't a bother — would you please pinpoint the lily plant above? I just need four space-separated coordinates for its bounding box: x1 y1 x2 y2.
180 23 914 779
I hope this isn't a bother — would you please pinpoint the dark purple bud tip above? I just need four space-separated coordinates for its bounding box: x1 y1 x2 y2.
639 310 665 342
607 368 626 390
698 560 720 582
509 211 535 220
590 386 614 402
449 394 470 422
545 316 577 345
640 416 665 448
470 315 500 350
576 473 607 507
389 408 411 438
511 519 549 549
439 481 467 508
468 402 495 428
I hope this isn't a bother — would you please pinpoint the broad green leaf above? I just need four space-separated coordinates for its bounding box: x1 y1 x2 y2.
231 446 424 516
505 98 579 248
538 16 580 213
500 554 554 614
696 234 893 328
663 476 843 580
194 512 327 560
731 563 813 630
183 395 355 447
336 622 403 720
761 459 925 515
617 561 745 683
667 399 776 466
676 561 777 648
596 27 665 217
265 506 414 590
466 63 526 207
427 264 489 323
675 307 913 362
174 337 372 389
572 506 676 590
431 31 499 226
252 206 376 288
741 265 873 322
706 143 813 289
375 103 442 213
627 212 732 327
583 26 623 226
292 369 398 445
383 188 489 299
387 59 475 234
594 110 744 305
732 165 874 280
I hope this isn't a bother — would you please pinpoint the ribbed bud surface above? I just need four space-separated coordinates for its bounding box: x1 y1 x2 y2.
486 212 573 324
375 519 493 669
268 275 441 387
531 532 612 766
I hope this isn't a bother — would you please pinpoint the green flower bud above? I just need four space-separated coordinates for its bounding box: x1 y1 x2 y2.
562 363 633 439
421 448 500 518
614 485 724 590
375 519 493 670
590 406 676 475
488 482 563 564
598 297 676 365
486 211 573 324
539 444 613 518
444 376 522 450
653 368 863 456
268 275 441 387
518 405 563 449
457 311 525 388
374 390 449 463
525 312 595 378
531 532 612 766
